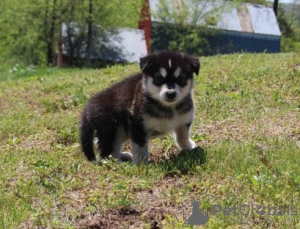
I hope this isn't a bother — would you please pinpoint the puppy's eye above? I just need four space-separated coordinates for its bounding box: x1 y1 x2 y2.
176 77 186 86
154 76 164 85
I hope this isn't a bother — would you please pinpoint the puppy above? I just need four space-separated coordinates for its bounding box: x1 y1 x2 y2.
80 51 200 165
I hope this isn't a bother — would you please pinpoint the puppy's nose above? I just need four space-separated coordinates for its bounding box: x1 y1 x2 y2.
166 91 176 100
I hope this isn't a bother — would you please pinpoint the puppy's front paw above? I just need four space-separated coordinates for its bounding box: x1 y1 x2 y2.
189 139 197 149
180 138 197 150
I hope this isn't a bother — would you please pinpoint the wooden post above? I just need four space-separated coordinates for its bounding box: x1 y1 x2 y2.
138 0 151 54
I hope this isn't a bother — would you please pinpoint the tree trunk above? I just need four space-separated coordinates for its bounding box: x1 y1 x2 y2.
68 0 75 65
86 0 93 68
273 0 279 17
47 0 57 66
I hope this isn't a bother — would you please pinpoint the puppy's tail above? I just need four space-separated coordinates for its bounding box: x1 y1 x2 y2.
80 115 96 161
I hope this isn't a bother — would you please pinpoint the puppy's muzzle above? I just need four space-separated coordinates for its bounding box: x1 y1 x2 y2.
165 91 177 100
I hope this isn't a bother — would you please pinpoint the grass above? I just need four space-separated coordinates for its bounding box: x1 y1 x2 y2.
0 53 299 228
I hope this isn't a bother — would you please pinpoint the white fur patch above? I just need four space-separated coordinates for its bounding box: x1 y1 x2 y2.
160 68 167 78
168 59 172 68
174 67 181 78
146 77 193 106
144 110 194 136
179 79 192 99
146 77 161 101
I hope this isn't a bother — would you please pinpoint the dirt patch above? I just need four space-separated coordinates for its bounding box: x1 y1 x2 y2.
196 111 299 145
75 206 173 229
75 177 184 229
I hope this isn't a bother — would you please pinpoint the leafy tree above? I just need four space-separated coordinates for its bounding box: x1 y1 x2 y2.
0 0 44 65
0 0 143 66
278 0 300 52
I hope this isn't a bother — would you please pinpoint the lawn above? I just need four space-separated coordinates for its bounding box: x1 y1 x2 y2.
0 53 299 228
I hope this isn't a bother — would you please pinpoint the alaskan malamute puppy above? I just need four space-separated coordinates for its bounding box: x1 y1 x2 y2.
80 51 200 165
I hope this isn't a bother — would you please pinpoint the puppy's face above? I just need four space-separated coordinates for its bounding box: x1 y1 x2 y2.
140 51 200 106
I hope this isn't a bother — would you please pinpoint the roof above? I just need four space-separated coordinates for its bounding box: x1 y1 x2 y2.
61 22 148 63
246 4 281 36
149 0 281 36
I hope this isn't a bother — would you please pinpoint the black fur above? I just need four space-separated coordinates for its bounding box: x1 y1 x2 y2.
80 74 143 160
176 95 194 114
80 51 200 162
144 94 174 119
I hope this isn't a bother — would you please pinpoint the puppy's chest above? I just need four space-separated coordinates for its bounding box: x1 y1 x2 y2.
143 111 193 135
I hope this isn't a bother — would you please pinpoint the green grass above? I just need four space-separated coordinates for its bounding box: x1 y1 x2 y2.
0 53 299 228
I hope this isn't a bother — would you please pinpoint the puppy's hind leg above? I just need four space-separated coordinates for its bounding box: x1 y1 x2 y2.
119 152 133 162
113 127 133 162
80 116 96 161
95 120 119 160
97 126 132 162
132 141 149 165
130 122 149 165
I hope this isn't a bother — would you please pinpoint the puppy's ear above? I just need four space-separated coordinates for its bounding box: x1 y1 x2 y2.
140 54 158 74
191 57 200 76
186 55 200 76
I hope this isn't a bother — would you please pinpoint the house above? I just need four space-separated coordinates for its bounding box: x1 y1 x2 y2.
57 22 148 67
138 0 282 54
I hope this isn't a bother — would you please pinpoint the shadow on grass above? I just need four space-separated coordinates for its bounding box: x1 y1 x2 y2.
90 147 207 177
158 147 207 176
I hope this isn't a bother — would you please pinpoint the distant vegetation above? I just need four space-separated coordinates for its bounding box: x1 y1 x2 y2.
278 1 300 51
0 0 143 66
0 0 299 67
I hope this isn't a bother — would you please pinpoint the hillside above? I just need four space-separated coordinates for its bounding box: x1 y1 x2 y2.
0 53 300 228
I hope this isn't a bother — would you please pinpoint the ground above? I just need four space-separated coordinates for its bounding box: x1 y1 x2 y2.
0 53 300 228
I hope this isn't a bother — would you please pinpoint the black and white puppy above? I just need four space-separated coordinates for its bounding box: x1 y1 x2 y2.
80 51 200 165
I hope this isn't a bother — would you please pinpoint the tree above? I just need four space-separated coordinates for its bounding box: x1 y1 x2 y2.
273 0 279 16
0 0 144 66
277 0 300 52
45 0 58 66
86 0 93 68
